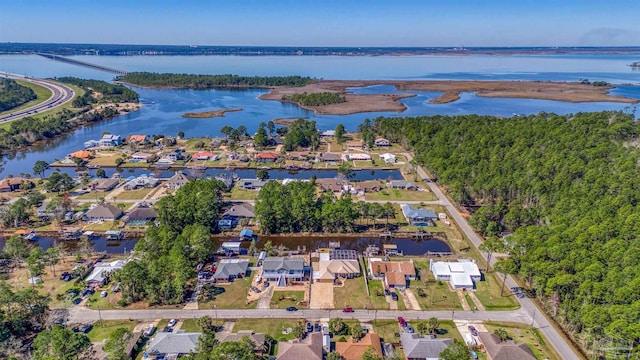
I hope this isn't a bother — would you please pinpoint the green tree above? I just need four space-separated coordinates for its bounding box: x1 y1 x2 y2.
32 160 49 179
26 247 46 282
361 347 383 360
208 336 259 360
44 172 75 193
494 328 509 342
416 322 429 335
326 352 344 360
178 130 185 138
428 317 439 334
32 325 91 360
439 340 470 360
3 235 29 266
220 125 234 138
335 123 346 144
1 198 32 228
103 327 133 360
329 318 349 335
292 323 305 340
266 120 275 136
494 258 518 296
96 168 107 178
478 236 502 272
196 316 213 330
254 122 268 148
351 324 365 341
256 168 269 181
44 246 61 277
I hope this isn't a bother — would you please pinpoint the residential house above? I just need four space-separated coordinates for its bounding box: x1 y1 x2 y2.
277 332 323 360
316 178 346 193
122 206 158 225
320 130 335 137
0 178 34 193
478 332 536 360
218 242 242 256
84 203 123 221
216 330 265 353
380 153 396 164
128 134 151 143
317 153 342 163
88 178 119 192
353 181 381 194
262 257 306 286
192 151 219 161
430 259 481 290
346 140 364 150
335 333 383 360
214 174 234 189
369 258 416 289
130 152 154 163
146 332 201 359
166 171 195 190
400 333 453 360
343 153 372 161
123 174 159 190
255 152 279 163
388 180 417 190
69 150 94 161
238 179 267 191
84 140 99 148
401 204 437 226
288 151 309 161
222 203 255 225
85 259 127 287
213 259 249 282
99 134 122 147
374 138 391 146
316 250 360 283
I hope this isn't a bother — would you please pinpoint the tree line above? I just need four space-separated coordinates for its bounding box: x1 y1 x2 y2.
370 111 640 352
57 77 139 105
0 78 36 112
282 91 346 106
115 72 313 88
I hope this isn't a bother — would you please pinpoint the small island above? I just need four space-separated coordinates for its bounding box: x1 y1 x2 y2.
629 61 640 68
182 107 243 118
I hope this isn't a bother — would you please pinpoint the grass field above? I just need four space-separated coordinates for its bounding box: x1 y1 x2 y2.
225 186 258 200
367 279 391 310
199 277 256 309
115 188 154 200
180 318 203 332
483 322 561 360
475 271 519 310
86 319 139 342
335 277 379 310
0 80 53 116
365 188 438 202
271 291 305 309
232 318 303 342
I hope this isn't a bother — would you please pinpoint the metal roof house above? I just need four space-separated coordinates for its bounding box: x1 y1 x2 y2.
85 259 127 287
388 180 417 190
401 204 437 226
400 333 453 360
147 332 201 359
218 241 242 256
84 203 123 221
262 257 306 286
430 259 481 290
213 259 249 282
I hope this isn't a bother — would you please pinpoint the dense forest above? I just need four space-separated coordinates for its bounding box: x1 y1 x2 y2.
115 72 313 89
57 77 139 105
0 78 36 112
283 118 321 151
114 179 224 305
282 91 346 106
371 111 640 351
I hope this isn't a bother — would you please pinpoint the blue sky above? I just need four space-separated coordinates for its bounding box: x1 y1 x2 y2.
1 0 638 46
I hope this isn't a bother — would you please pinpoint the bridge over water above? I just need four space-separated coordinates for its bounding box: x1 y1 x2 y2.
35 53 128 75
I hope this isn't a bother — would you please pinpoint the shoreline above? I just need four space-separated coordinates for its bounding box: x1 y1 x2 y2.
182 107 243 118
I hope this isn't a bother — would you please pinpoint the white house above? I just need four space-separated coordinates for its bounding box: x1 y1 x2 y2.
430 259 481 290
374 138 391 146
85 259 127 287
380 153 396 164
343 153 372 161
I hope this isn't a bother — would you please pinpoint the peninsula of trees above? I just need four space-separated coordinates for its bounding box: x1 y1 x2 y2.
56 77 139 105
0 78 36 112
281 92 346 106
370 110 640 350
115 72 313 89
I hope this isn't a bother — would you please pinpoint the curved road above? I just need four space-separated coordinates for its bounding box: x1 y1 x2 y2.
0 72 75 123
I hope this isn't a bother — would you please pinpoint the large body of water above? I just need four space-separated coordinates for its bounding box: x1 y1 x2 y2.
0 54 639 178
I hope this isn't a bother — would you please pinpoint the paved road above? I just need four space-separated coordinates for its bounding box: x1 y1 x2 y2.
0 72 75 122
402 153 582 360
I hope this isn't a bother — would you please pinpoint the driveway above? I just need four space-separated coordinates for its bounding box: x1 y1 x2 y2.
400 289 421 310
256 286 275 309
310 282 334 309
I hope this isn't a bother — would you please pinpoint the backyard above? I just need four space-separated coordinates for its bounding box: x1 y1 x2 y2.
365 188 438 202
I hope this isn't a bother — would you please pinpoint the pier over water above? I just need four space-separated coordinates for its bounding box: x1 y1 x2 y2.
35 53 128 75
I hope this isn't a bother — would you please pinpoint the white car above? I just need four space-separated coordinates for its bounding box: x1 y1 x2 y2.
168 319 177 327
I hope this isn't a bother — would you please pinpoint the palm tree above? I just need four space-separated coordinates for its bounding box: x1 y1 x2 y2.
494 328 509 342
494 258 517 296
416 322 428 335
428 317 439 334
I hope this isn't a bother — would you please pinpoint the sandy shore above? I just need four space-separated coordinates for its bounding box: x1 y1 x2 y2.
259 80 638 115
182 107 243 118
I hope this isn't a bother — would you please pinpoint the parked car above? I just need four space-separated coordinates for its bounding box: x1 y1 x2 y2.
168 319 177 327
468 325 478 336
314 323 322 332
397 317 407 327
306 322 313 332
80 288 94 297
286 306 298 312
162 326 173 333
406 324 414 334
263 281 269 287
143 325 157 337
100 291 108 298
384 288 391 296
391 292 399 301
342 307 354 313
79 324 92 334
251 286 261 293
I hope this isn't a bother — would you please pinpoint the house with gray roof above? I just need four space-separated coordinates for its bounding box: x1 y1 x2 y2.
277 332 323 360
122 206 158 224
147 332 201 358
222 203 255 220
214 259 249 282
215 330 265 352
401 204 437 226
165 171 195 190
400 333 453 360
84 203 123 221
387 180 417 190
262 257 306 286
478 332 536 360
238 178 267 190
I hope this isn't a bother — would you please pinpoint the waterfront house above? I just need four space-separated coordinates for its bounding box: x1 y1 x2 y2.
99 134 122 147
277 332 323 360
430 259 481 290
401 204 437 226
374 138 391 146
122 205 157 225
344 153 372 161
388 180 417 190
478 332 536 360
239 178 267 191
147 332 201 359
69 150 94 161
380 153 396 164
85 259 127 287
123 174 159 190
335 333 383 360
84 140 99 148
316 178 346 193
346 140 365 150
213 259 249 282
222 203 255 221
192 151 218 161
166 171 195 190
218 241 242 256
262 257 306 286
315 250 360 282
127 134 151 144
216 330 265 353
84 203 123 221
369 258 416 289
353 181 381 194
130 152 153 163
400 333 453 360
317 153 342 163
88 178 119 192
321 130 336 137
0 178 34 193
255 152 279 163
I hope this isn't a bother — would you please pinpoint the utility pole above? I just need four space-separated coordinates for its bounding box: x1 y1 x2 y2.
531 308 536 328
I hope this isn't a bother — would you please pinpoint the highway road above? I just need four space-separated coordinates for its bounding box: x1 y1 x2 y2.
402 153 582 360
0 72 75 123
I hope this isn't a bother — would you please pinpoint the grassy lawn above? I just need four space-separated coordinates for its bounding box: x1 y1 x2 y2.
407 320 464 342
367 280 390 310
82 221 118 231
224 186 258 200
76 191 109 200
365 188 438 202
483 322 561 360
409 277 462 310
0 80 53 116
334 277 379 310
475 271 520 310
86 290 122 310
271 291 305 309
372 320 402 343
27 84 85 121
395 289 407 310
87 320 139 342
180 318 202 332
114 188 154 200
233 318 304 342
199 276 256 309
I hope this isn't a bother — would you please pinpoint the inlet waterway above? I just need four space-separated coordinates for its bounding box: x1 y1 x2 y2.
0 53 639 178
